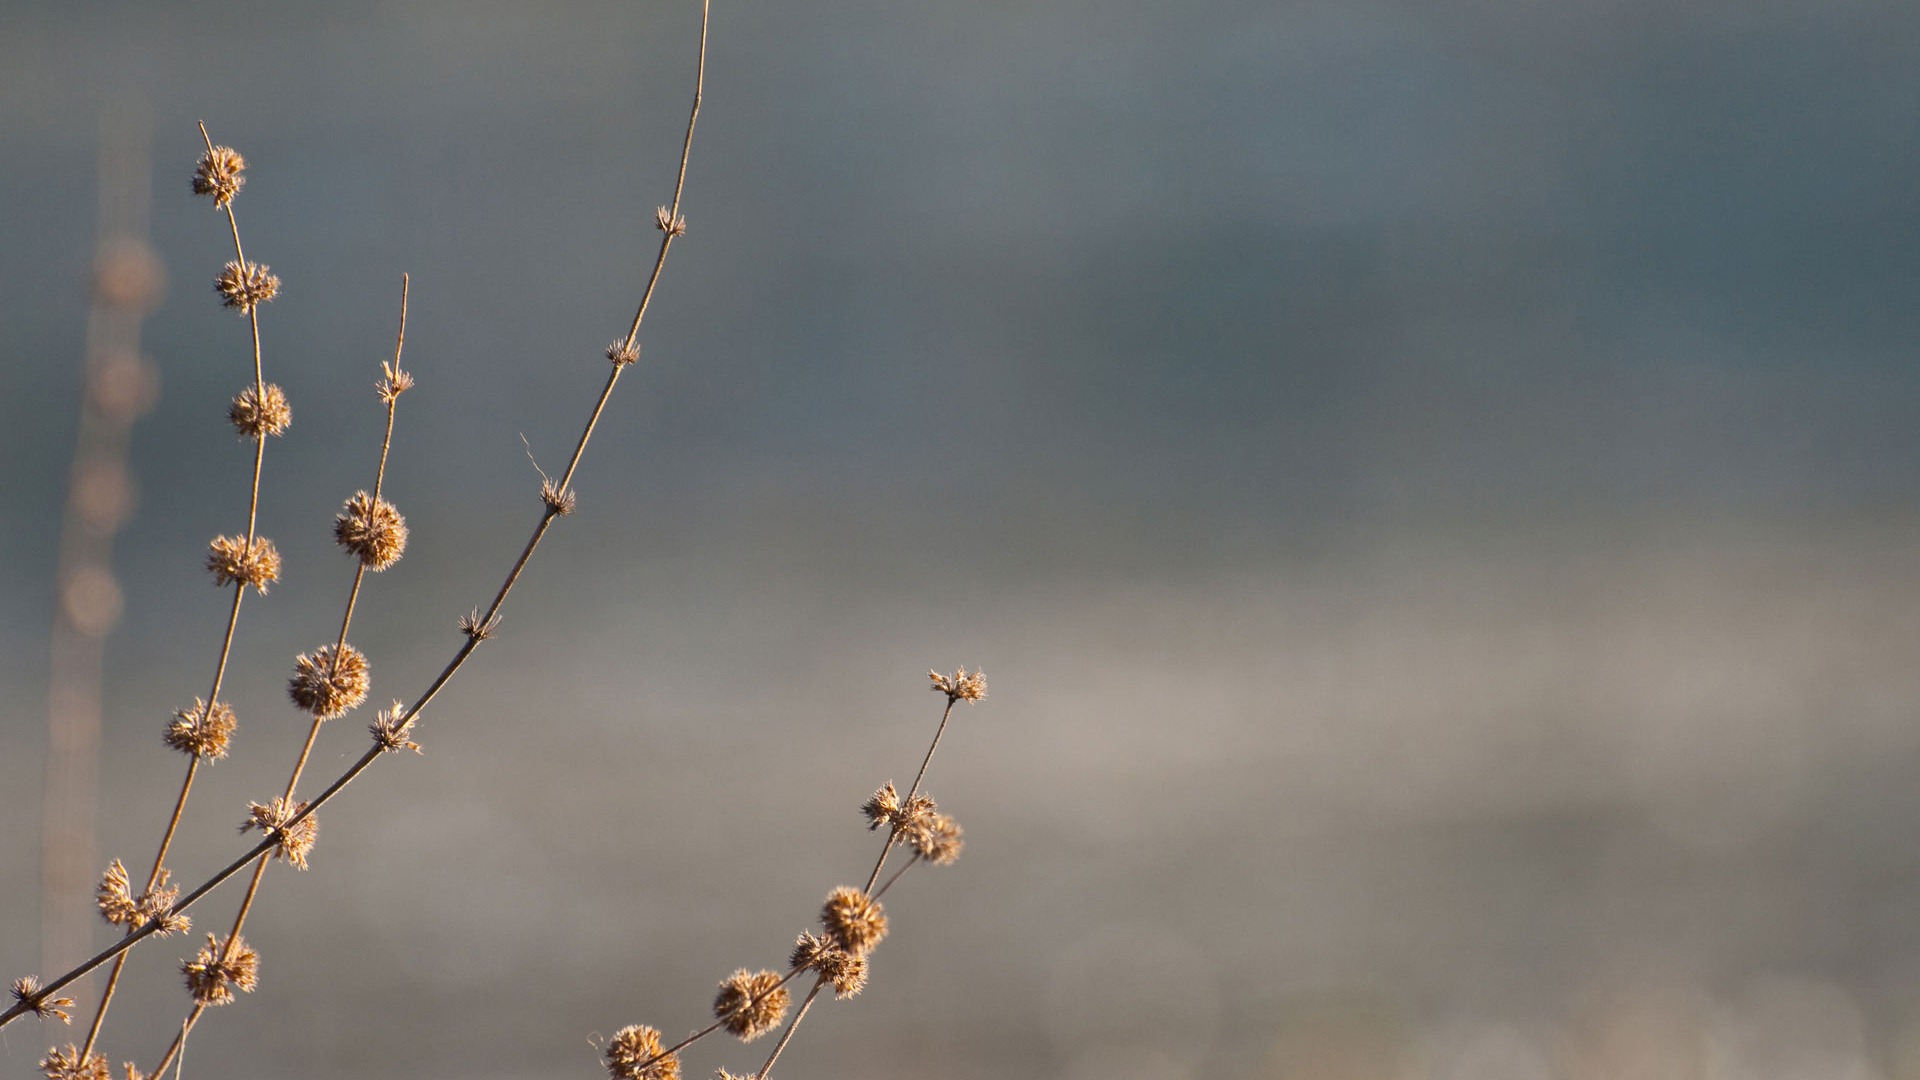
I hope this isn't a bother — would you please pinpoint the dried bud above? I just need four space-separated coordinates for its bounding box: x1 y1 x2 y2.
165 697 236 761
333 491 408 570
371 702 421 753
540 478 577 516
377 362 414 404
605 341 640 367
228 382 291 438
820 886 887 956
242 798 318 871
712 969 790 1041
604 1024 681 1080
191 145 246 208
38 1044 108 1080
910 812 964 866
287 642 371 719
94 860 183 935
654 206 687 236
181 933 259 1006
9 976 74 1024
791 932 869 999
457 608 501 642
206 535 281 593
214 260 279 313
929 667 987 703
861 782 900 831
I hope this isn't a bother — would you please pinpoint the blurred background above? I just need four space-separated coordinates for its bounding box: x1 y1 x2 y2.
5 1 1920 1077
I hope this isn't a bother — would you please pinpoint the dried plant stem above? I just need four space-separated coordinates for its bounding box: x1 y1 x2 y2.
2 0 710 1033
863 697 956 892
755 978 826 1080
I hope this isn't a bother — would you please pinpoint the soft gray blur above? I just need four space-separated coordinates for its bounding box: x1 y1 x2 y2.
6 1 1920 1078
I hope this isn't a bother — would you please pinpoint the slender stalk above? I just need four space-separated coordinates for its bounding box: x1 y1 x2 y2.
864 697 956 892
755 979 825 1080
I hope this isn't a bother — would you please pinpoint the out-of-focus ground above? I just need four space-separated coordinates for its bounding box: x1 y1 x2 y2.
6 2 1920 1078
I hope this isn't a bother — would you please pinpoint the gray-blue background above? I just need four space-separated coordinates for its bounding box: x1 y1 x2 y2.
6 2 1920 1078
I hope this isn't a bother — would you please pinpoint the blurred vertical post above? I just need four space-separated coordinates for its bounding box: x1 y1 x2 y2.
40 105 164 981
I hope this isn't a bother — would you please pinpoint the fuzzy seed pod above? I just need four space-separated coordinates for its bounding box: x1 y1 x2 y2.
287 642 371 719
228 382 291 438
181 933 259 1006
95 861 185 935
654 206 687 236
242 798 318 871
540 478 577 516
165 697 236 761
206 535 281 593
604 1024 681 1080
191 146 246 207
214 260 279 313
9 976 74 1024
605 341 640 367
861 782 900 831
333 491 408 570
791 933 871 999
929 667 987 702
371 701 421 753
377 363 414 404
712 969 790 1041
910 812 964 866
38 1044 108 1080
820 887 887 956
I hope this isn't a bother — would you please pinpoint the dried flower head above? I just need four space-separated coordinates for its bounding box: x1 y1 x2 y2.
181 933 259 1006
95 861 187 935
333 491 409 570
861 782 900 830
606 341 640 367
540 478 577 516
604 1024 681 1080
654 206 688 236
820 886 887 956
929 667 987 703
712 969 791 1041
164 697 237 761
457 608 501 642
287 642 371 719
191 145 246 207
242 797 318 871
371 701 421 753
910 812 965 866
791 932 869 999
228 381 291 438
10 976 73 1024
214 260 279 313
377 362 414 404
713 1071 756 1080
39 1044 108 1080
206 535 281 593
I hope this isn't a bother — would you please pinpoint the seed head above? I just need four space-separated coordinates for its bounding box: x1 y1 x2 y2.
606 341 640 367
712 969 790 1041
377 362 414 404
95 861 187 935
929 667 987 703
371 701 421 753
214 260 279 313
714 1071 757 1080
820 886 887 956
38 1044 108 1080
228 381 291 438
910 812 965 866
333 491 409 570
458 608 501 642
191 145 246 208
791 932 869 999
861 782 899 830
654 206 687 236
206 535 281 593
287 642 371 719
604 1024 681 1080
242 798 318 871
9 977 74 1024
181 933 259 1006
541 478 577 516
165 697 236 761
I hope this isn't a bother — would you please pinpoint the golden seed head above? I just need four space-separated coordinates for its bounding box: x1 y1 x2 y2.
540 478 577 516
820 886 887 956
165 697 237 761
457 608 502 642
214 260 279 313
95 861 186 935
181 933 259 1006
377 362 414 404
95 860 136 927
228 382 292 438
38 1044 108 1080
371 701 421 753
333 491 409 570
242 797 319 871
10 976 74 1025
606 341 640 367
654 206 687 236
206 535 281 593
910 812 965 866
604 1024 681 1080
712 969 791 1041
929 667 987 703
287 642 371 720
861 782 900 831
191 145 246 207
791 932 872 1000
